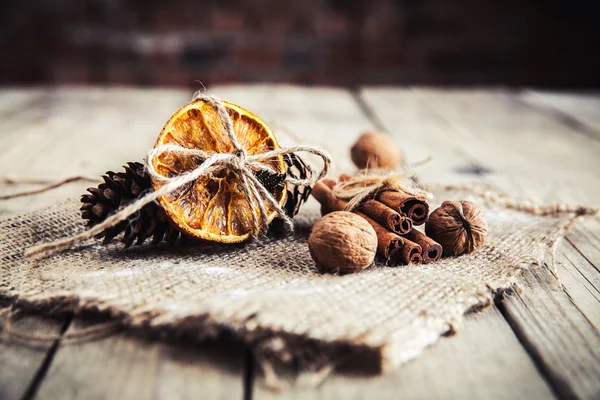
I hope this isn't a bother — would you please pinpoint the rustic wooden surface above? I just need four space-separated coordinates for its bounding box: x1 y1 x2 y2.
0 86 599 400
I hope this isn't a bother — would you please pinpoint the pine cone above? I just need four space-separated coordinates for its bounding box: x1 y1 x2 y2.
81 155 312 247
269 154 313 232
254 153 313 217
80 162 186 247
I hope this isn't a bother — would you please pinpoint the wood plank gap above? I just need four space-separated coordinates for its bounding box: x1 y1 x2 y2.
243 346 255 400
511 95 600 145
562 251 600 302
561 259 600 305
565 237 600 276
20 314 73 400
494 294 578 400
358 87 579 399
351 89 387 131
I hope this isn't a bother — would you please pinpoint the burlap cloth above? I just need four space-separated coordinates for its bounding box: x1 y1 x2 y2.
0 185 576 379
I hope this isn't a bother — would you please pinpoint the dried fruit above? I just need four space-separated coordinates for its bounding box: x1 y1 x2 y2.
425 200 487 256
81 155 311 247
151 99 287 243
350 130 403 170
308 211 378 274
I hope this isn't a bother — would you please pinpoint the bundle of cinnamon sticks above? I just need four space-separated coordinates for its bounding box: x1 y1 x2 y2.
311 175 442 266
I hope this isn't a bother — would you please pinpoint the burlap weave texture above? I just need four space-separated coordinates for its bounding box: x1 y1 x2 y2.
0 188 572 372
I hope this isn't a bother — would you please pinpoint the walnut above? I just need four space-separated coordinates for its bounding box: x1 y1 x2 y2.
308 211 378 274
425 200 487 256
350 130 403 170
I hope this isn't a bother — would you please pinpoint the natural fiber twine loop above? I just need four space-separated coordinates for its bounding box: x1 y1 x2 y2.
24 92 331 259
333 169 600 219
333 170 432 212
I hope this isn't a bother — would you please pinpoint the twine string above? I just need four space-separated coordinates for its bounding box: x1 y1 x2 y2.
0 176 99 200
24 92 331 259
333 171 432 212
432 183 600 218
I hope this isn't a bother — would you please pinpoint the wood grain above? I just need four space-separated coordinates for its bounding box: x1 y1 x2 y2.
0 88 247 400
0 88 48 120
36 320 246 400
519 90 600 140
231 85 557 399
559 221 600 331
1 86 599 399
360 87 600 399
211 84 373 173
0 87 190 216
499 264 600 400
0 304 68 400
254 307 557 400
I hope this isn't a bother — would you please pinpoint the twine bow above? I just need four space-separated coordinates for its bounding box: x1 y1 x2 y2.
333 171 432 212
25 92 331 259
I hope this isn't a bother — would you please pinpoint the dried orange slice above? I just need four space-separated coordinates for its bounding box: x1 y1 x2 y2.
151 99 287 243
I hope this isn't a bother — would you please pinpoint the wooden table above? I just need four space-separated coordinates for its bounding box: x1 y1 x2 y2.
1 86 599 400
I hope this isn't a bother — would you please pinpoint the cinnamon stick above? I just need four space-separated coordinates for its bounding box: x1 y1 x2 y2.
396 237 423 266
339 173 353 182
312 180 422 265
359 200 412 235
377 190 429 226
338 173 429 226
367 218 405 260
337 174 412 234
402 229 442 264
322 179 337 189
312 179 343 214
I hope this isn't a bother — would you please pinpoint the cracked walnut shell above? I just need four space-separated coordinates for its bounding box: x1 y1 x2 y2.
308 211 378 274
425 200 488 256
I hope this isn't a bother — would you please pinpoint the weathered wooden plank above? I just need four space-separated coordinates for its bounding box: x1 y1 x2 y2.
0 87 190 216
3 86 598 399
254 307 557 400
499 267 600 400
359 87 600 399
36 319 246 400
211 84 373 172
418 89 600 399
519 90 600 139
555 238 600 333
559 218 600 332
0 88 47 117
362 88 600 202
221 85 557 399
566 219 600 279
0 90 86 400
0 303 68 400
155 341 249 400
1 88 247 399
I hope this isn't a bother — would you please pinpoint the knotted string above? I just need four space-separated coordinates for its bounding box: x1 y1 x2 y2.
333 171 432 212
24 92 331 259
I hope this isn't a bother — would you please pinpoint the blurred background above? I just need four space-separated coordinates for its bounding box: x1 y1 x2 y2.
1 0 599 87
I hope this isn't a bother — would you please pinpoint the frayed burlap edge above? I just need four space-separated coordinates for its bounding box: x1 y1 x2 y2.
1 253 530 390
1 188 591 389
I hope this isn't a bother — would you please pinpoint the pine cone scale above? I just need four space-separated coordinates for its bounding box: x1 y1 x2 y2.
81 154 313 247
80 162 184 247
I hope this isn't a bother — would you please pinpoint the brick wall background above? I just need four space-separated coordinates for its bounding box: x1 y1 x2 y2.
1 0 599 87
